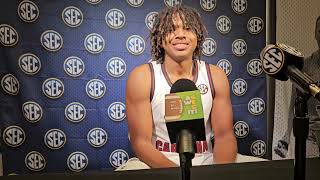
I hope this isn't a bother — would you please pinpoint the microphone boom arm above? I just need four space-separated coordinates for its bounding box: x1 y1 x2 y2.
287 66 320 101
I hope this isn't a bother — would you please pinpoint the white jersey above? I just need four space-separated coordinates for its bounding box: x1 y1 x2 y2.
148 60 215 166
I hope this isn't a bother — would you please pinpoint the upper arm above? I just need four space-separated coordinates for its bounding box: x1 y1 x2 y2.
126 64 153 146
209 65 234 138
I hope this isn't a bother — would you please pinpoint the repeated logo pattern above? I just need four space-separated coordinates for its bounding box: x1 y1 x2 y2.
231 0 247 14
109 149 129 168
0 24 19 46
18 0 39 23
62 6 83 28
84 33 105 54
22 101 43 123
202 38 217 56
63 56 85 77
106 9 126 29
18 53 41 75
65 102 86 123
106 57 127 78
1 74 20 95
40 30 63 52
0 0 267 175
67 152 88 172
44 129 67 150
87 128 108 147
25 151 46 171
200 0 217 11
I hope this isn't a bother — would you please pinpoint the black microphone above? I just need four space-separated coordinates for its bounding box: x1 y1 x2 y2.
165 79 206 165
260 43 320 101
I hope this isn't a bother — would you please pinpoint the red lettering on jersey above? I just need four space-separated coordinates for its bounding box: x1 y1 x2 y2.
156 140 208 153
171 143 176 152
202 141 208 152
196 141 208 153
156 140 163 151
196 141 203 153
163 142 170 152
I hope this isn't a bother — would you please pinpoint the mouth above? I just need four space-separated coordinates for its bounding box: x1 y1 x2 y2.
172 42 189 51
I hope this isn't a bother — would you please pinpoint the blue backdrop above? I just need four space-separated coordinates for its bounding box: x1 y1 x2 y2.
0 0 267 175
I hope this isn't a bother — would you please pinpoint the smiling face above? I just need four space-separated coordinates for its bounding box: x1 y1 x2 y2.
150 5 207 64
161 14 197 63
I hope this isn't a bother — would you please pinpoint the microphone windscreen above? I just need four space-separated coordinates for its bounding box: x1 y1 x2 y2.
276 43 304 70
166 78 206 144
170 79 198 93
260 43 304 81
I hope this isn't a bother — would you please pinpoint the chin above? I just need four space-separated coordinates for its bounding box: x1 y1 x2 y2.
172 55 191 62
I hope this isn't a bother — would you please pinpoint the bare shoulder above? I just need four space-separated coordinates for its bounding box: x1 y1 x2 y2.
208 64 229 85
127 63 150 81
126 64 151 98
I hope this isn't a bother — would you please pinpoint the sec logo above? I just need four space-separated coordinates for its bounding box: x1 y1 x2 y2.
44 129 66 149
87 128 108 147
248 97 265 115
62 6 83 28
63 56 85 77
217 59 232 76
42 78 64 99
19 53 41 75
105 9 125 29
247 17 264 34
202 38 216 56
86 79 106 99
65 102 86 123
232 78 247 96
232 39 247 56
126 35 145 55
3 126 25 147
108 102 126 122
233 121 249 138
84 33 105 54
251 140 266 157
1 74 20 95
22 101 43 123
25 151 46 171
67 152 88 172
231 0 247 14
0 24 19 46
106 57 126 78
145 12 158 30
216 15 231 34
261 45 285 75
18 0 39 23
247 59 262 76
109 149 129 168
40 30 63 52
200 0 217 12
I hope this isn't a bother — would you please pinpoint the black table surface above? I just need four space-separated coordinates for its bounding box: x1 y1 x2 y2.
3 158 320 180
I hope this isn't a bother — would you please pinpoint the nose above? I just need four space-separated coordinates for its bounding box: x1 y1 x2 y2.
174 27 186 39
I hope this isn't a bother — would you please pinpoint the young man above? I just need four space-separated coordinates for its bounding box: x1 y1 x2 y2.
125 5 237 169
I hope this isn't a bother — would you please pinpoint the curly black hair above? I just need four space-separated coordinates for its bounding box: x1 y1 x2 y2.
150 5 207 63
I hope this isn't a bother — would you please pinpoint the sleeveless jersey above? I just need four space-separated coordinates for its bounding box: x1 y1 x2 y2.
148 60 215 166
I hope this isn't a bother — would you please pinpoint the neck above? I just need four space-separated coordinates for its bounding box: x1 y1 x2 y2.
164 57 194 82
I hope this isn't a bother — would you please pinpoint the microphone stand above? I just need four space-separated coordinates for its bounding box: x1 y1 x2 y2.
177 129 195 180
293 90 310 180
